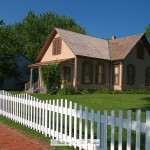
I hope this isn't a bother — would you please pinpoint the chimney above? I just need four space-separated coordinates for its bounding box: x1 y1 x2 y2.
112 36 116 40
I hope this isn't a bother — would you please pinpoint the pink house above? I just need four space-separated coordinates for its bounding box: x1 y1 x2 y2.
25 28 150 93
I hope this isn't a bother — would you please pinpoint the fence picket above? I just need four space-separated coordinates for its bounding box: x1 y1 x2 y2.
84 107 88 150
118 110 123 150
96 111 101 150
74 103 77 149
45 100 48 136
146 111 150 150
56 99 59 139
65 100 67 141
136 110 141 150
103 110 108 150
60 99 63 140
79 105 83 150
69 101 72 146
127 110 132 150
52 100 55 138
42 101 45 134
49 100 52 137
111 110 115 150
90 109 94 150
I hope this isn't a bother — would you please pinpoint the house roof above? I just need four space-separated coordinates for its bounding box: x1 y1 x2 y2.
36 28 149 63
109 34 144 60
55 28 110 60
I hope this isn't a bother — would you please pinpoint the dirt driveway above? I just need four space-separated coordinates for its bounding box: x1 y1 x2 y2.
0 122 54 150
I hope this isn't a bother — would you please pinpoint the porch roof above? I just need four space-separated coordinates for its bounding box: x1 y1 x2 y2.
29 58 74 68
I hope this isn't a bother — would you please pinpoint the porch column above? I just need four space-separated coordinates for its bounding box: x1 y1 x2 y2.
38 67 42 88
120 62 123 91
30 68 33 87
74 56 78 88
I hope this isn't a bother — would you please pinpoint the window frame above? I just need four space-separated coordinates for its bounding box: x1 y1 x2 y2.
127 64 135 85
95 63 106 84
113 64 120 85
81 61 93 84
64 66 71 82
145 67 150 86
52 37 62 55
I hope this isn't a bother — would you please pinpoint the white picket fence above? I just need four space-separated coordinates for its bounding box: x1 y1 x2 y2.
0 90 150 150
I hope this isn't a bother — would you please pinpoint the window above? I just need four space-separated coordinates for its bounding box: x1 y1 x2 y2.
145 67 150 86
113 64 120 85
82 62 93 84
127 64 135 85
64 66 71 82
137 43 144 59
95 64 106 84
52 38 62 55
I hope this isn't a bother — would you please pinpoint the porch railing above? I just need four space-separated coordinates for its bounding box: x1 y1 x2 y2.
25 81 31 92
33 81 39 92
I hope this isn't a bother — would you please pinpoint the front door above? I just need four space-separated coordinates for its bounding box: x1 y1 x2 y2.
64 66 71 82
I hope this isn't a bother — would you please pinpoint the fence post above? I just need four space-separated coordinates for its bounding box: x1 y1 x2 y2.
146 111 150 150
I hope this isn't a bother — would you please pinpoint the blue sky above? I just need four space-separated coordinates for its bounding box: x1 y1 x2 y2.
0 0 150 39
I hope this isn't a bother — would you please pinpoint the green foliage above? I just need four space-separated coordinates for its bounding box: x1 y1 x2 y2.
42 63 60 93
57 84 78 95
13 11 86 61
145 24 150 41
0 25 18 86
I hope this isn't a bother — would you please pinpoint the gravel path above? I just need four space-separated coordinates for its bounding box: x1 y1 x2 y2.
0 122 54 150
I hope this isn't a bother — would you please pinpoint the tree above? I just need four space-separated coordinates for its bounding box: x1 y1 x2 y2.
0 24 18 86
145 24 150 42
13 11 86 61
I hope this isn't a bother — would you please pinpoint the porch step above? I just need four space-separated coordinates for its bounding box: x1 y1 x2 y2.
26 87 33 93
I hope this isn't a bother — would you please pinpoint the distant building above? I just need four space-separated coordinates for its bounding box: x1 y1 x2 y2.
1 54 32 90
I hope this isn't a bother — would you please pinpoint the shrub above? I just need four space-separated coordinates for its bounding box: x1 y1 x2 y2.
42 63 60 94
57 84 78 95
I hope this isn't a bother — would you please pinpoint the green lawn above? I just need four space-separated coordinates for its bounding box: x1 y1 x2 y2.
30 93 150 120
1 92 150 150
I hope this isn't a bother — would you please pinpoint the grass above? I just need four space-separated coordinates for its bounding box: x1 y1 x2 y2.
1 91 150 149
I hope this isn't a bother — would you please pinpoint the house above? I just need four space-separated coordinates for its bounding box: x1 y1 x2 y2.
25 28 150 93
1 53 32 90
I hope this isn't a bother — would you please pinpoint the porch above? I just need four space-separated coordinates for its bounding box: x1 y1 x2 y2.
25 58 78 93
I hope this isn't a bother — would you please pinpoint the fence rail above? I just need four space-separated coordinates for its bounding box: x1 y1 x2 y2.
0 90 150 150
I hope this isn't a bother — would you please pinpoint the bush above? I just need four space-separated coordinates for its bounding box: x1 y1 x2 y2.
57 84 78 95
42 63 60 94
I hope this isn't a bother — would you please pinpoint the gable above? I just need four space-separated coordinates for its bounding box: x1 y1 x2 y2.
40 33 75 63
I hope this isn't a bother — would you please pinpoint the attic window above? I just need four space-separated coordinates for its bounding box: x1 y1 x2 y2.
137 43 144 59
52 37 62 55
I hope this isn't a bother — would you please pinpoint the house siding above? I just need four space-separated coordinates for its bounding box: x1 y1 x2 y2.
123 43 150 90
41 33 75 62
77 57 110 90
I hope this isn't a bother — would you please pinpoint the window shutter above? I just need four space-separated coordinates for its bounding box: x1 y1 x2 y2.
90 63 93 84
81 62 85 84
103 65 106 84
95 64 98 84
58 38 62 54
52 40 56 55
